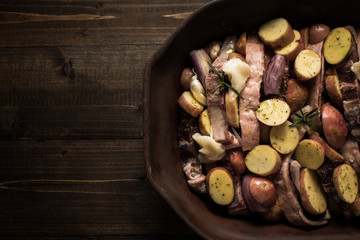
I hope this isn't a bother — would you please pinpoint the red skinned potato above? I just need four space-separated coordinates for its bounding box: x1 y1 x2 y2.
178 91 204 117
309 132 345 164
299 27 309 48
321 103 348 149
229 149 246 175
249 177 277 207
180 67 194 90
309 24 330 44
300 168 327 215
235 32 246 56
325 74 343 109
242 175 270 212
260 200 283 222
285 78 308 112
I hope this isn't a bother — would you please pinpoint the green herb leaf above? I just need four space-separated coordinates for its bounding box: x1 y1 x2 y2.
289 106 320 132
208 61 244 100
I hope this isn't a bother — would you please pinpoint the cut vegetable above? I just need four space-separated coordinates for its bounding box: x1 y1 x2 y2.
325 74 343 109
192 133 225 163
295 139 325 170
309 24 330 44
258 18 295 48
190 75 207 106
245 145 282 176
333 164 358 203
189 49 212 86
229 148 246 175
235 32 246 56
294 49 321 81
274 30 304 61
299 168 327 215
263 54 287 95
206 167 235 206
198 109 211 136
270 120 299 154
324 27 352 65
256 99 291 126
180 67 194 90
178 91 204 117
285 78 308 112
225 90 240 128
321 103 348 149
309 132 344 164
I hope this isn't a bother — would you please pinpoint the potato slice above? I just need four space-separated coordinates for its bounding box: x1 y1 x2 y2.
300 168 327 215
245 145 282 176
206 167 235 205
333 164 358 203
270 120 300 154
274 30 304 61
325 74 343 109
324 27 352 65
294 139 325 170
256 99 291 126
178 91 204 117
309 132 344 164
294 49 321 81
285 78 308 112
225 90 240 128
199 109 211 136
235 32 246 56
258 18 295 48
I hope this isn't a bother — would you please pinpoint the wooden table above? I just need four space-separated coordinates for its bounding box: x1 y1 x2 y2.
0 1 212 238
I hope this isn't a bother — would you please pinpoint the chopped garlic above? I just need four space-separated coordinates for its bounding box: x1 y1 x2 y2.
190 75 207 106
351 61 360 80
192 133 225 164
222 58 250 94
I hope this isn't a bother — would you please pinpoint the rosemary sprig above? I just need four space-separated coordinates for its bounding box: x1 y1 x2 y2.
207 62 244 100
289 105 320 130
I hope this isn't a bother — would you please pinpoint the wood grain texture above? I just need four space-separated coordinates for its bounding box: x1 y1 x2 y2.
0 0 213 238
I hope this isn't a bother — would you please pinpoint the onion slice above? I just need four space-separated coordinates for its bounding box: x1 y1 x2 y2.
263 54 287 95
189 49 212 87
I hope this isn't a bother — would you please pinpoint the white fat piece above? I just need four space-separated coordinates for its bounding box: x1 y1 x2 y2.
190 74 207 106
351 61 360 80
222 58 250 99
192 133 225 164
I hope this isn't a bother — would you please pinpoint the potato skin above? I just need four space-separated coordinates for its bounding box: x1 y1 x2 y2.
309 132 344 164
285 78 308 112
229 149 246 175
235 32 246 56
309 24 330 44
321 103 348 149
300 168 327 215
325 75 343 109
180 67 194 90
178 91 204 117
249 177 277 207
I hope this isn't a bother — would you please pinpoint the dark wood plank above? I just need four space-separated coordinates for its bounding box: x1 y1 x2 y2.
0 139 197 236
0 0 212 46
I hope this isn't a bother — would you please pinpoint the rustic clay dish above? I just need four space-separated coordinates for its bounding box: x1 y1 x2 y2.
144 0 360 239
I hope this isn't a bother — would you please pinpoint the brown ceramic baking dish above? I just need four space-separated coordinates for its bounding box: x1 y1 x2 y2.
144 0 360 239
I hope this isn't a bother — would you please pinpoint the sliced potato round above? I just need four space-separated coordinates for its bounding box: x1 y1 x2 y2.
258 18 295 48
294 49 321 81
256 99 291 126
245 145 282 176
300 168 327 215
324 27 352 65
333 164 358 203
199 109 211 136
274 30 304 61
206 167 235 205
270 121 300 154
294 139 325 170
